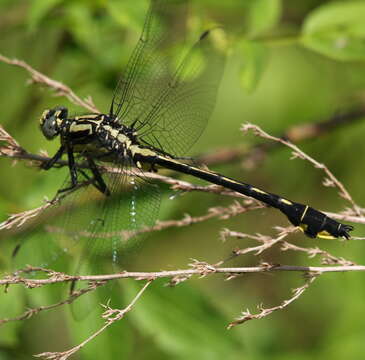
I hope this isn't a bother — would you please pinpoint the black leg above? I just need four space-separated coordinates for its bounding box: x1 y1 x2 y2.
86 157 110 196
56 146 79 194
41 145 65 170
67 146 78 188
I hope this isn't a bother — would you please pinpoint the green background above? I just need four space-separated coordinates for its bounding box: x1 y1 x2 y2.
1 0 365 359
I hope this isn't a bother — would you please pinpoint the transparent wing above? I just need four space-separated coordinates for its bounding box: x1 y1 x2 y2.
74 161 161 275
136 29 226 156
111 0 226 156
110 0 186 122
10 162 160 277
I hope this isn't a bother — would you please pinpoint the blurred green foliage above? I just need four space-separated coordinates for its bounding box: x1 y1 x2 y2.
1 0 365 359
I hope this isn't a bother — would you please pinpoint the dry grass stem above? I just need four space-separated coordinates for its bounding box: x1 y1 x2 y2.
242 123 362 216
228 273 318 328
34 280 153 360
0 53 99 113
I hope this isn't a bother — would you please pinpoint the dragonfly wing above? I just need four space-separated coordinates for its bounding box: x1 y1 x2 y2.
11 160 160 277
136 28 226 156
110 0 187 123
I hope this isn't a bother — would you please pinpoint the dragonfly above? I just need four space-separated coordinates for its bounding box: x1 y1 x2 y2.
13 0 353 275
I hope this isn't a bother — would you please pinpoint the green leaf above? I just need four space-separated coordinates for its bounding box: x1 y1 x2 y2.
238 40 269 93
301 1 365 61
248 0 282 36
27 0 63 31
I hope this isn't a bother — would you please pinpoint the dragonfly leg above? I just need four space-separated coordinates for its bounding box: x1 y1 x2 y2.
41 145 65 170
86 157 110 195
55 146 79 194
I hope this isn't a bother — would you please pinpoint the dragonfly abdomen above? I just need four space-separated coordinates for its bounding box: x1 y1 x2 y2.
147 154 353 240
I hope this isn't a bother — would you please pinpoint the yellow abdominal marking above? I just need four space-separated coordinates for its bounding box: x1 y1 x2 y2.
251 187 267 195
298 224 335 239
279 198 293 206
225 178 240 185
316 231 336 240
300 205 308 221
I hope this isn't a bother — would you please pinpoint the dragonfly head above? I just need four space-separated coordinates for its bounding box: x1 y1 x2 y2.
40 106 68 140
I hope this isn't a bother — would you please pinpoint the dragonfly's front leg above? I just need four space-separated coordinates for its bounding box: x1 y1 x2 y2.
41 145 65 170
42 144 81 194
54 145 79 194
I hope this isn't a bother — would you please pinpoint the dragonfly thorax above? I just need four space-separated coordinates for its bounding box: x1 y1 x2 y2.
39 107 140 155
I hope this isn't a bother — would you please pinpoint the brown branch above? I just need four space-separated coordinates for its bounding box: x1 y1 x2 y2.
0 281 105 326
242 123 362 216
0 202 52 231
0 141 69 168
35 279 153 360
0 126 25 157
0 53 99 113
0 177 93 231
222 229 356 266
324 211 365 224
228 272 318 328
2 263 364 288
230 232 290 256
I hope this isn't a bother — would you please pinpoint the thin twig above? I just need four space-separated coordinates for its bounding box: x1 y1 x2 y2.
35 279 153 360
0 177 94 231
1 263 363 288
0 126 25 156
0 53 99 113
0 281 105 326
221 229 355 266
228 273 318 328
242 123 362 216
